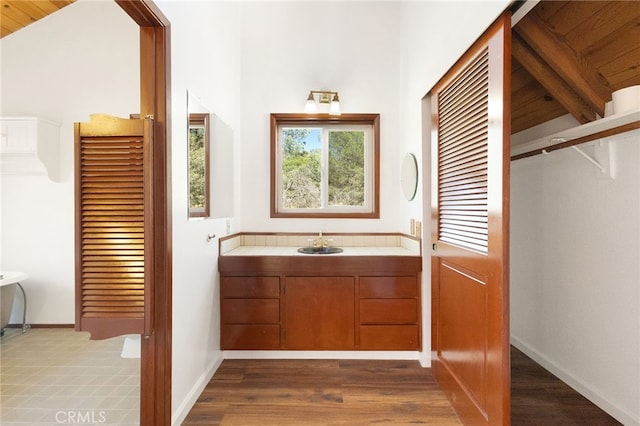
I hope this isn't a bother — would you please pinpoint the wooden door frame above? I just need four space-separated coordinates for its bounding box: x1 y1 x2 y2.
115 1 172 424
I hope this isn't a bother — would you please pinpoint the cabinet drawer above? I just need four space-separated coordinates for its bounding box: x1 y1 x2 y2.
359 325 419 349
221 324 280 349
359 299 417 324
360 276 417 298
222 299 279 323
221 276 280 298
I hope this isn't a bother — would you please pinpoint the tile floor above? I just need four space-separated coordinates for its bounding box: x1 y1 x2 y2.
0 328 139 425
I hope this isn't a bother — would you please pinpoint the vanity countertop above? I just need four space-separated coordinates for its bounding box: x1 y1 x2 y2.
219 233 422 257
221 246 419 256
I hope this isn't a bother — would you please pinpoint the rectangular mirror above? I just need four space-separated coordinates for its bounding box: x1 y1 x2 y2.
187 91 210 218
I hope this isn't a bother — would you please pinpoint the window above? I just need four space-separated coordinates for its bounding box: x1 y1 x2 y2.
271 113 379 218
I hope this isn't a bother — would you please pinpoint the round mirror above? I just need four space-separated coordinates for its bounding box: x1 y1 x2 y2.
401 153 418 201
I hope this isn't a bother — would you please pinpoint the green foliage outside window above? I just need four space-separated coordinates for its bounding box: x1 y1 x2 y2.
328 131 365 206
281 128 365 209
189 127 206 209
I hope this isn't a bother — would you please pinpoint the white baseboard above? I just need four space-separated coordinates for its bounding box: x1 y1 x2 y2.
511 335 639 426
418 351 431 368
171 355 224 426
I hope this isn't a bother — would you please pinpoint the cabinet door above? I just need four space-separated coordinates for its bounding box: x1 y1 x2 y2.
284 277 355 349
360 325 419 349
221 276 279 298
360 276 417 298
222 299 280 323
360 299 418 324
222 325 280 349
220 275 281 350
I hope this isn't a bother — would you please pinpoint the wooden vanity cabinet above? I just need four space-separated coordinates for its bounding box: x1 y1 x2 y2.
285 277 355 349
220 276 281 349
219 255 421 350
359 276 419 349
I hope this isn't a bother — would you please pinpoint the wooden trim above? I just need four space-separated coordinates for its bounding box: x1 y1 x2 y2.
74 122 82 329
115 2 172 425
511 120 640 161
188 113 210 218
219 255 422 275
495 11 512 423
115 0 170 27
270 113 380 219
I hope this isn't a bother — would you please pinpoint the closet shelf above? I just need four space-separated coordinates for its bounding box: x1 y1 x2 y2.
511 109 640 161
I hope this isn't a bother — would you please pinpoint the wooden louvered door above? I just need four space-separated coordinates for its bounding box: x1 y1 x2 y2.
75 114 153 340
430 14 510 425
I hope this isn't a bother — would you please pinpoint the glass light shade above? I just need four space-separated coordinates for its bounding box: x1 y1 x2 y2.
304 93 317 113
329 97 341 115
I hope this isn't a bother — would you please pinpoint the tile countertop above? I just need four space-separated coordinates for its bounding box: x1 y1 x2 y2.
219 233 422 256
221 246 420 256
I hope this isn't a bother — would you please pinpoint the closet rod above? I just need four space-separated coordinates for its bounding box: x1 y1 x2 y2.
511 120 640 161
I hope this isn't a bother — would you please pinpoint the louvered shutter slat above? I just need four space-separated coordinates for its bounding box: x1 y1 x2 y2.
438 49 489 253
75 115 150 339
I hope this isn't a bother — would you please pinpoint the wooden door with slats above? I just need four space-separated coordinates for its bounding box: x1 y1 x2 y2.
75 113 153 340
430 14 511 425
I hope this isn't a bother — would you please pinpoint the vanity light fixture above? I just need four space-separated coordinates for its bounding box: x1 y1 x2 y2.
304 90 341 115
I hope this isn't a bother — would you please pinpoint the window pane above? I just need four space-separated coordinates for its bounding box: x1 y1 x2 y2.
328 130 365 206
281 128 321 208
189 127 207 210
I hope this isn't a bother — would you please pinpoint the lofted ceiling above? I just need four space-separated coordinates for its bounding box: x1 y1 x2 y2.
511 0 640 134
2 0 638 135
0 0 75 39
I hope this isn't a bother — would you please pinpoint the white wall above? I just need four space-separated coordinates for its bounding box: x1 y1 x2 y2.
511 129 640 425
0 0 139 324
238 1 404 233
153 2 242 424
236 1 512 239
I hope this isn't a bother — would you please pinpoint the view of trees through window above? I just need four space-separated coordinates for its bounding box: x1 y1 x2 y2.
281 127 365 209
189 126 206 210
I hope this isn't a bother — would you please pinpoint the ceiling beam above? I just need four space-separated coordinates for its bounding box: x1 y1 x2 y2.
512 33 597 124
514 13 612 117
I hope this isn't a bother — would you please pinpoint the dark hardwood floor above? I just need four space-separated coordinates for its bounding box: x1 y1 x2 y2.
511 346 621 426
183 348 622 425
183 359 462 425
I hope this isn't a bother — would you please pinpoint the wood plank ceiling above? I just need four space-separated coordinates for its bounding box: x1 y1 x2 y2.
511 0 640 134
0 0 75 39
1 0 638 136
